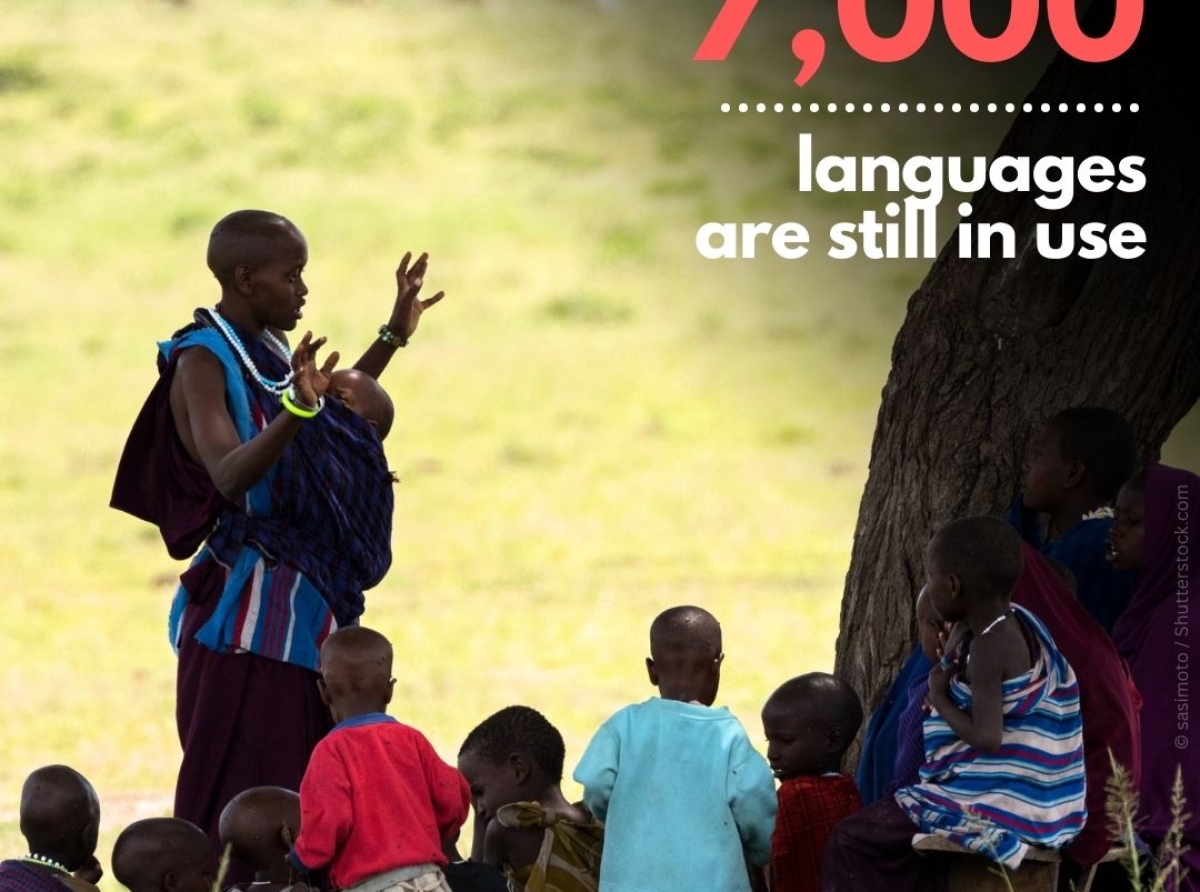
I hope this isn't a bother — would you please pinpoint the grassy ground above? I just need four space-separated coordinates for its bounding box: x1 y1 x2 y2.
1 0 1195 884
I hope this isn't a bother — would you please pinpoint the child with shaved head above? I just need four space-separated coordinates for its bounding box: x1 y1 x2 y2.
1 765 102 892
218 787 301 892
287 627 470 892
761 673 863 892
573 605 776 892
111 818 211 892
327 369 395 442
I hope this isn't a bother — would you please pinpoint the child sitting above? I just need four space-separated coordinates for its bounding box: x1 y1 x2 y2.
886 586 946 796
0 765 102 892
573 605 776 892
288 626 470 892
903 516 1087 859
218 787 302 892
1010 406 1137 632
328 368 394 441
458 706 603 892
761 673 864 892
111 818 212 892
823 517 1087 890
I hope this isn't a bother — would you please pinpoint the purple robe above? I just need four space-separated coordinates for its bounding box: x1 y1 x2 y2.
1012 543 1142 869
110 311 395 885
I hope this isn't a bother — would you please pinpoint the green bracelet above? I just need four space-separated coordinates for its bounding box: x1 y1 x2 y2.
378 324 408 348
281 388 324 419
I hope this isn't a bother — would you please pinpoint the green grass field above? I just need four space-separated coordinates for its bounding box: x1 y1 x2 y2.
2 0 1196 883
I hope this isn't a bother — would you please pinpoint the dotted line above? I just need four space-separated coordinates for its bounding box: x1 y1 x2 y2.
720 101 1140 114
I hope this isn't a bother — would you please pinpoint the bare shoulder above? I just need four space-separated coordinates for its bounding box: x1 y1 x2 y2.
485 818 543 872
168 344 233 464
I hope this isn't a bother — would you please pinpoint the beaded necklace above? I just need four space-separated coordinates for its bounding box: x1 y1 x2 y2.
979 608 1015 637
20 853 70 875
204 306 294 395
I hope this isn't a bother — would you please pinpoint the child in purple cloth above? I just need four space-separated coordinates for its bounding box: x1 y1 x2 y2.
111 818 212 892
1111 463 1200 892
1010 406 1137 633
0 766 102 892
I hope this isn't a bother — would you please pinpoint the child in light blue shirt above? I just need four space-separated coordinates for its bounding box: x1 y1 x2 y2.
573 605 777 892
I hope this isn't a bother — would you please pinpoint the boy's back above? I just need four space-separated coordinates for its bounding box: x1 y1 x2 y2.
289 628 469 892
574 698 776 892
292 715 469 890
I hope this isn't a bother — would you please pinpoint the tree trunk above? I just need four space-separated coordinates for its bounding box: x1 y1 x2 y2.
835 0 1200 765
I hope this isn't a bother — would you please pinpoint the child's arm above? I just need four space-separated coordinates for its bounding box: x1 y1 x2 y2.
173 333 337 500
442 831 463 863
480 819 513 869
419 736 472 844
468 807 488 862
572 726 619 822
927 635 1005 754
288 745 352 875
729 744 778 869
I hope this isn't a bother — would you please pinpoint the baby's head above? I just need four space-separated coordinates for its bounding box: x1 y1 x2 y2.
1022 407 1135 513
317 626 395 723
19 764 101 873
218 786 300 882
646 605 723 706
111 818 211 892
761 673 863 781
926 515 1024 623
457 706 565 823
328 368 394 440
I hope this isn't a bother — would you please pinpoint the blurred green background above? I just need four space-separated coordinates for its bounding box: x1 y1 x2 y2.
2 0 1195 885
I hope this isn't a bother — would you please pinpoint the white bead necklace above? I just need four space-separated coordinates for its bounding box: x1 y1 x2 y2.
207 306 294 395
979 609 1015 637
21 853 70 874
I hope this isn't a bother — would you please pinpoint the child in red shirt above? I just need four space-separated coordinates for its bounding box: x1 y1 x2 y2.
761 673 864 892
288 627 470 892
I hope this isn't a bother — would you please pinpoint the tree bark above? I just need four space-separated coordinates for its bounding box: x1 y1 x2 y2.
836 0 1200 765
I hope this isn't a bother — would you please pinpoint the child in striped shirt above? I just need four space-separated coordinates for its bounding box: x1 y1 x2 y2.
822 516 1086 891
897 515 1087 866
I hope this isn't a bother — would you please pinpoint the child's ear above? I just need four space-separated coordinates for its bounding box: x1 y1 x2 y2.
948 573 962 600
645 657 658 686
825 726 845 754
1063 459 1087 490
508 753 532 785
316 676 333 709
279 820 297 852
